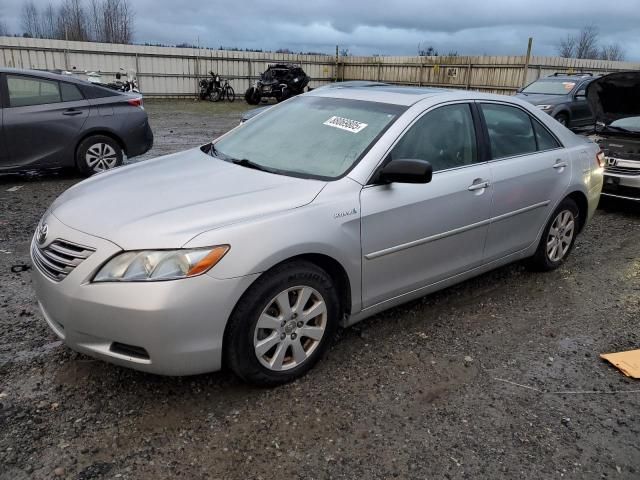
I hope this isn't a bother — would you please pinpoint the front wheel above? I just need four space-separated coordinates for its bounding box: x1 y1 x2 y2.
244 87 261 105
225 85 235 102
76 135 123 176
527 198 579 271
224 261 340 386
209 89 222 102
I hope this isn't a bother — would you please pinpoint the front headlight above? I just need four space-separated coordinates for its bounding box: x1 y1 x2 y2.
93 245 230 282
536 104 553 110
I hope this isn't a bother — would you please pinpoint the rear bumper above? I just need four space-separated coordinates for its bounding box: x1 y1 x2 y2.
125 118 154 158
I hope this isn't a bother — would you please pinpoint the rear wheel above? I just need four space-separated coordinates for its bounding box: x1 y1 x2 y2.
225 85 235 102
554 113 569 127
224 261 339 386
76 135 123 176
527 198 579 271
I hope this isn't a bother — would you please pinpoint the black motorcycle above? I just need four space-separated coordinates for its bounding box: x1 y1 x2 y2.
244 63 310 105
199 71 222 101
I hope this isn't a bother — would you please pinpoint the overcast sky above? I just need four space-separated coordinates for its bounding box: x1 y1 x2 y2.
1 0 640 60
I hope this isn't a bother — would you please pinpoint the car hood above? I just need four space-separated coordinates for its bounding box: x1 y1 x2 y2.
514 93 563 106
587 71 640 125
50 148 326 250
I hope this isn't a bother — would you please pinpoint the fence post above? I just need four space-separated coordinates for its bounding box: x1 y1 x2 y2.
522 37 533 88
466 62 472 90
135 53 141 91
335 45 338 82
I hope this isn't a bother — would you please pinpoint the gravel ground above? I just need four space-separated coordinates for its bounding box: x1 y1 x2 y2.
1 100 639 480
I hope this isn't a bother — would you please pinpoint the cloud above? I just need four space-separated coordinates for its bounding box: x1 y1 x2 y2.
2 0 639 59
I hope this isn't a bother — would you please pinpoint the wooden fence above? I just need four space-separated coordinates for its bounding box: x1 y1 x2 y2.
1 37 639 97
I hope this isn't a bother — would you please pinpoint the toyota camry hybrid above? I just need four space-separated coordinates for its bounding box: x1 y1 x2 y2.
31 85 604 385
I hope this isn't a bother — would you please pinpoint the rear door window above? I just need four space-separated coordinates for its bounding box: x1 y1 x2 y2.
532 120 561 151
7 75 61 107
60 82 85 102
481 104 537 159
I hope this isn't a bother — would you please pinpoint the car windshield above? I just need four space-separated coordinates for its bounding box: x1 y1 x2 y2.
608 116 640 133
213 96 405 179
522 79 577 95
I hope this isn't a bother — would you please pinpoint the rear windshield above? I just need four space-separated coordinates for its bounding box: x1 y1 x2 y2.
212 96 405 179
522 79 577 95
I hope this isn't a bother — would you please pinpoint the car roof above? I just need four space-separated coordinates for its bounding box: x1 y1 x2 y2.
0 67 90 85
307 84 517 106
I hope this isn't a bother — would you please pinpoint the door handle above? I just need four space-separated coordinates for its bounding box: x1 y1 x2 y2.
468 180 490 191
553 160 568 169
62 109 82 116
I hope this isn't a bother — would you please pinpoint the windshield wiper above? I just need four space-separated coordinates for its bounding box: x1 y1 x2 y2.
231 158 275 173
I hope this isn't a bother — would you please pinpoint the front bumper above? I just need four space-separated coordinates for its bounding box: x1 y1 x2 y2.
602 171 640 201
31 214 258 376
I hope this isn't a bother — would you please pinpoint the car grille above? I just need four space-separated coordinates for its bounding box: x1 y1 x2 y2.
605 165 640 176
32 239 95 282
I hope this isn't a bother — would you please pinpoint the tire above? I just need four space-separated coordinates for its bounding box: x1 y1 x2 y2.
224 261 340 386
244 87 261 105
226 85 235 102
554 113 569 127
527 198 580 271
76 135 123 176
209 89 222 102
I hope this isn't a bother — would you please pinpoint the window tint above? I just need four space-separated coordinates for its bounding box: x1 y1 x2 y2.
60 82 84 102
391 104 477 172
532 120 561 151
7 75 61 107
481 104 537 159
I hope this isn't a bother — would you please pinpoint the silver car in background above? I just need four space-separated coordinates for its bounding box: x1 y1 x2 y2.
31 86 604 385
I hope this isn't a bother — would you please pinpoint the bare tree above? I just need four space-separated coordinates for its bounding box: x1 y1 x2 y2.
42 4 58 39
19 0 134 44
600 43 625 61
557 25 600 59
21 1 42 38
558 34 576 58
0 21 8 36
574 25 600 59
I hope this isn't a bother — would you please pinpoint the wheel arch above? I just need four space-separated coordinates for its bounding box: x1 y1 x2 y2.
74 129 127 163
565 190 589 233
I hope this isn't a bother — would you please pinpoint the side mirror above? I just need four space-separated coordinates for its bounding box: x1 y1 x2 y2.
377 159 433 184
516 87 523 93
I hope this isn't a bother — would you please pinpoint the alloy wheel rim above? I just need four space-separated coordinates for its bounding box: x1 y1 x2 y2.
86 143 118 172
253 286 327 372
546 209 575 262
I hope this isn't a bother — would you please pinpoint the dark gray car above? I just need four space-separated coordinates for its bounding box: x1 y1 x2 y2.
515 73 596 129
0 68 153 175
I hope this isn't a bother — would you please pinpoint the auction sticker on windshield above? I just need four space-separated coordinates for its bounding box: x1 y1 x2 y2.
562 82 576 91
323 116 368 133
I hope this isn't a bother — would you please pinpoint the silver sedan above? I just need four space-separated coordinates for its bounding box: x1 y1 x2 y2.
32 85 604 385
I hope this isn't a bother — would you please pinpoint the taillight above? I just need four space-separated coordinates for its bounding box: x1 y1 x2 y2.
127 98 143 108
596 150 605 168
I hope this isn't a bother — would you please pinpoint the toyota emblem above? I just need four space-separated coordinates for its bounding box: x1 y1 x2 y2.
37 223 49 244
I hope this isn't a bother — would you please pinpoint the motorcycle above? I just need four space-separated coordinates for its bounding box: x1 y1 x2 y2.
199 71 222 101
104 68 139 93
244 63 310 105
